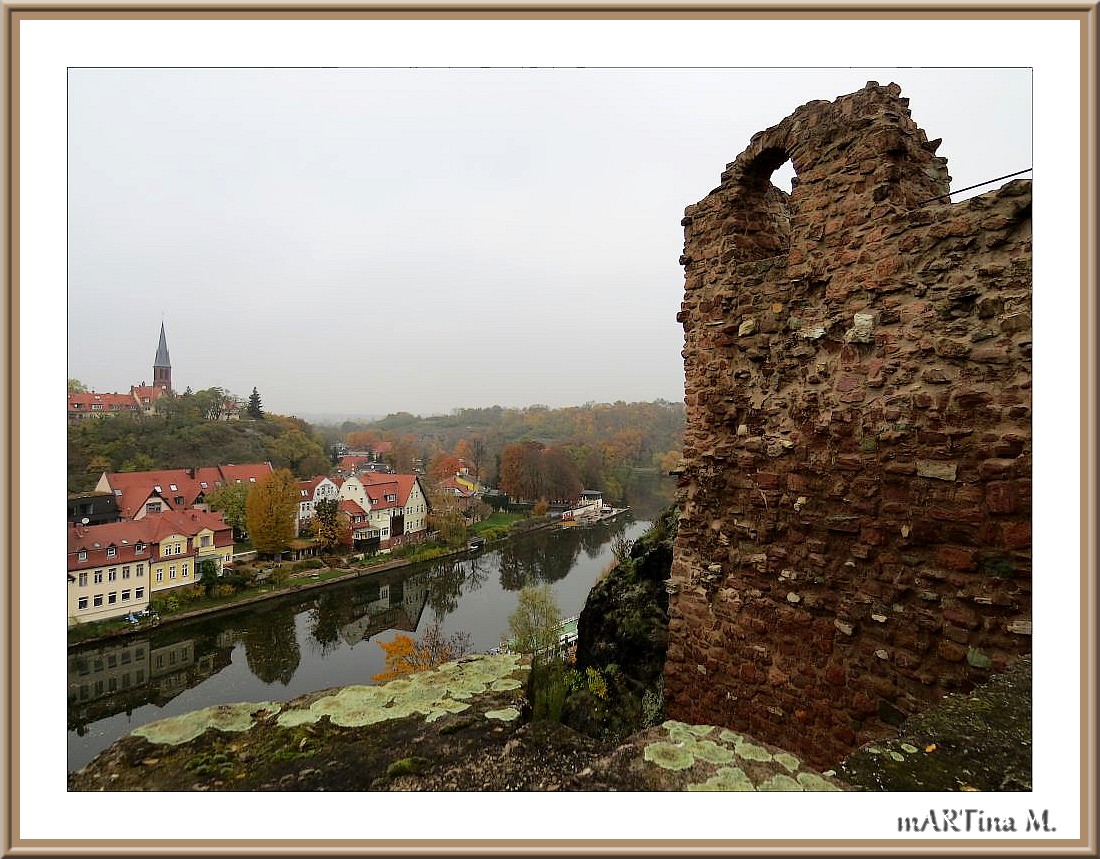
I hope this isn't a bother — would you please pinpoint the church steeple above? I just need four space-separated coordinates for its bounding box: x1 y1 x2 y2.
153 322 172 391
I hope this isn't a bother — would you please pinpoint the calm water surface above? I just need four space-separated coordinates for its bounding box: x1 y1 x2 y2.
68 512 657 771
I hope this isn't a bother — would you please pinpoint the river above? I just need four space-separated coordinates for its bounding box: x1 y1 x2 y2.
67 504 665 772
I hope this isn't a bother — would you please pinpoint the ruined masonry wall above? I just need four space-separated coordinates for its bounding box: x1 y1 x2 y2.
665 82 1032 770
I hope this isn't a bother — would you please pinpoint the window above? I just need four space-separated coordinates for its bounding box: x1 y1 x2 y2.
136 564 144 576
182 563 189 577
136 670 144 683
78 572 88 587
200 535 211 547
136 587 144 600
122 566 131 579
93 594 103 607
169 566 176 580
93 571 103 584
121 589 131 601
155 655 163 669
106 546 117 558
146 502 162 513
78 550 87 561
155 570 163 583
169 484 177 491
77 597 88 610
107 654 117 668
135 542 145 554
108 568 117 582
174 496 184 505
108 592 117 604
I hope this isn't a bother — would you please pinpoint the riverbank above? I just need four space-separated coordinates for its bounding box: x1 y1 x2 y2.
66 516 564 650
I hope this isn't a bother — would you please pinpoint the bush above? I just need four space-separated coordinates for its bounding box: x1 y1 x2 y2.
528 662 570 723
291 558 324 572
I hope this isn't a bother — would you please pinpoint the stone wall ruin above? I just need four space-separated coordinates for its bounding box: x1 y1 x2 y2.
664 82 1032 769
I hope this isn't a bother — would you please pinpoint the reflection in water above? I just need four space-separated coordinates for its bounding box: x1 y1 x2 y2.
68 478 674 770
243 604 301 685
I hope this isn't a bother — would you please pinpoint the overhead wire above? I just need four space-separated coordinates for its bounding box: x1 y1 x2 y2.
917 168 1033 206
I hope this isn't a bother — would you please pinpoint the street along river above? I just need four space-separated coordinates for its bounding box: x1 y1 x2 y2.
67 510 659 771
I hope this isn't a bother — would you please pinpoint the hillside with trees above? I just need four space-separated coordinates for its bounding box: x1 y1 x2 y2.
68 396 683 506
321 400 684 505
67 387 330 493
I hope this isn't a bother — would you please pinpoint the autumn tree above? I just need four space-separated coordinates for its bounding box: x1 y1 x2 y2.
267 427 329 477
454 436 487 481
345 430 379 451
499 441 543 502
428 451 462 484
541 445 582 504
371 620 472 682
206 482 251 541
384 434 419 473
508 584 560 668
311 497 351 553
245 468 298 557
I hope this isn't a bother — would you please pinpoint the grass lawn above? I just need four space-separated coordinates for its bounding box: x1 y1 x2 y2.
472 512 524 532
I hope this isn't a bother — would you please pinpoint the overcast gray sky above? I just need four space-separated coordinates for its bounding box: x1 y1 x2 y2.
67 67 1031 419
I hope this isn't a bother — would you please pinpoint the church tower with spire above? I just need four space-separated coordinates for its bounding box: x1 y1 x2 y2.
153 322 172 391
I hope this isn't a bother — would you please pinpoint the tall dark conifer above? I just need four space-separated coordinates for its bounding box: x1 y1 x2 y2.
247 387 264 419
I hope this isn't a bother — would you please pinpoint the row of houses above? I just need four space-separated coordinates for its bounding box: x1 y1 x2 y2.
295 472 431 551
67 508 234 625
68 461 434 625
67 385 169 421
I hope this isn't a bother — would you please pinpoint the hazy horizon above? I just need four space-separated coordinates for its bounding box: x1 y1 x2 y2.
68 67 1031 417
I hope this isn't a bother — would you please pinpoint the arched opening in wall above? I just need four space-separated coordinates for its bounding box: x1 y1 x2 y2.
736 145 793 259
771 161 796 195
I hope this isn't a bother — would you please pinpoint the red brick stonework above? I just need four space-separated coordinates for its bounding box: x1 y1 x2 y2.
665 82 1031 770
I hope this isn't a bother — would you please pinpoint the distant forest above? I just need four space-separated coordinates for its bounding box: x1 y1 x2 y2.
68 397 684 504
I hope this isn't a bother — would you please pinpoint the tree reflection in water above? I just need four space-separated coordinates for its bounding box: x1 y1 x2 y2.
243 603 301 685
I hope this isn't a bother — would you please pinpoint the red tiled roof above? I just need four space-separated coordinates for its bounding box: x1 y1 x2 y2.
337 455 371 472
337 500 368 520
101 463 273 519
67 392 140 414
218 462 275 485
361 472 420 508
129 385 167 403
67 510 231 571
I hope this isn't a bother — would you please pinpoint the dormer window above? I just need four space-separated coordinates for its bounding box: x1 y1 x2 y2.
78 550 87 561
385 494 397 503
200 482 208 489
169 484 178 491
153 485 162 494
106 546 117 558
134 542 145 554
249 477 256 483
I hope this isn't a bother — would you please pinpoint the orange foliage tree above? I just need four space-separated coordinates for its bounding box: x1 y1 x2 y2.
371 620 472 682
